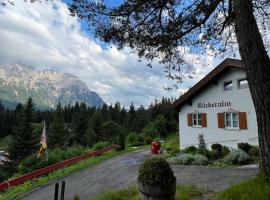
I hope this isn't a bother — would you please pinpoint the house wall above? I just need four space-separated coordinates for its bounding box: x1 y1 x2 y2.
179 68 258 149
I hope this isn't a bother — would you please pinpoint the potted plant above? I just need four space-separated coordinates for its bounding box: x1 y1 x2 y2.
138 157 176 200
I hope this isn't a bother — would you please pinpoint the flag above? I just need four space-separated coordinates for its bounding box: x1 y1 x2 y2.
37 121 48 160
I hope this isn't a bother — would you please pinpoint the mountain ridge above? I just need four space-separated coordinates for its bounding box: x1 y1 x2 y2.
0 63 105 109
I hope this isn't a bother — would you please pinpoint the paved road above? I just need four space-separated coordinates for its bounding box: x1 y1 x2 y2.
17 150 259 200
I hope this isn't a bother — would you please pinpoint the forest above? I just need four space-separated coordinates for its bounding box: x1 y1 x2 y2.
0 97 178 182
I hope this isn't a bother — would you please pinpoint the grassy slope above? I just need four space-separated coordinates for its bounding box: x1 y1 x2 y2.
93 185 203 200
216 176 270 200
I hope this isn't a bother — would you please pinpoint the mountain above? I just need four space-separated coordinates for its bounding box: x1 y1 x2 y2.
0 64 105 109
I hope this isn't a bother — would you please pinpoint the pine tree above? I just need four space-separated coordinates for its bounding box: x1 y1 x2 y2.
91 110 104 136
118 131 125 151
22 97 38 157
74 102 89 146
8 103 25 163
49 102 68 148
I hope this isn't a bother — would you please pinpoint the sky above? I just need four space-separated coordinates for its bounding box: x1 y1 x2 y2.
0 1 227 107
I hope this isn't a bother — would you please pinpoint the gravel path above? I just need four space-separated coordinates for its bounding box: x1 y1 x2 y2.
17 150 259 200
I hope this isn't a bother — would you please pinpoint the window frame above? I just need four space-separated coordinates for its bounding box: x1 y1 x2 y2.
238 78 249 89
192 113 202 127
223 80 233 91
224 112 239 130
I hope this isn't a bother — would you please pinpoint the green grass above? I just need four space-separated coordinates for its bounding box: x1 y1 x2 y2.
0 151 121 200
0 135 12 151
93 184 202 200
216 176 270 200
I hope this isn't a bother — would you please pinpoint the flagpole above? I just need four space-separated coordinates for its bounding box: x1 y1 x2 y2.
44 120 49 162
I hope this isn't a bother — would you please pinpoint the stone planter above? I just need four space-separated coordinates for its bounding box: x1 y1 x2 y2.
137 177 176 200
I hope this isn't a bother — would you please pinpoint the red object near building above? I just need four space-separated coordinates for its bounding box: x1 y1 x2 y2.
151 141 160 154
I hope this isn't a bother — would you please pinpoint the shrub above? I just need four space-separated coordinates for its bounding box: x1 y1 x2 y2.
248 146 260 157
167 154 194 165
184 146 198 154
167 154 208 165
165 134 179 156
144 136 152 144
92 141 109 151
223 149 250 165
17 146 87 174
131 141 144 147
211 159 230 167
138 157 175 186
192 154 209 165
237 143 252 153
73 194 80 200
208 150 221 160
221 146 231 157
198 134 207 151
211 143 223 153
126 132 138 145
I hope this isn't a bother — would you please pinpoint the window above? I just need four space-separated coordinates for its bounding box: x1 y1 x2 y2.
192 113 202 127
238 79 248 89
224 112 239 129
224 81 233 91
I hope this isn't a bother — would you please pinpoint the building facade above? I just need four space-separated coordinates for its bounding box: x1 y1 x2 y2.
173 58 258 149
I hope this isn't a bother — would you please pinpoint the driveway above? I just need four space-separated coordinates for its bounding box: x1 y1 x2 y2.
17 149 259 200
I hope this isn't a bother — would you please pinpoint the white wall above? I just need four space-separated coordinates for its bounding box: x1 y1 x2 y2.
179 68 258 149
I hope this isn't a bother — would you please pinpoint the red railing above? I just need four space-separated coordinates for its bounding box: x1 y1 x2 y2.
0 145 116 191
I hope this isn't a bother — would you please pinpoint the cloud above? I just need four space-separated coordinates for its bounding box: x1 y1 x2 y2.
0 1 221 107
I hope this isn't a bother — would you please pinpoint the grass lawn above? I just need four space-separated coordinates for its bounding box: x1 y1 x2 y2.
92 185 203 200
216 176 270 200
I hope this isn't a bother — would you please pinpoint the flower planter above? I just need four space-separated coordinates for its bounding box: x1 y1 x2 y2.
137 177 176 200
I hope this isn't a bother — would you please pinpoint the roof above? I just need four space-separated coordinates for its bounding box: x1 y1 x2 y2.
172 58 244 110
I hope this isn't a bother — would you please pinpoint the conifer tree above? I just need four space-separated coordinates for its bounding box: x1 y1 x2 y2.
74 102 89 146
49 102 68 148
22 97 38 157
8 103 25 163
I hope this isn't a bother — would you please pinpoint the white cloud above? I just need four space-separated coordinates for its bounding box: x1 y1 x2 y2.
0 1 221 107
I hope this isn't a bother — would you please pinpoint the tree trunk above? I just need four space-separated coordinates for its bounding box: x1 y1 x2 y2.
233 0 270 176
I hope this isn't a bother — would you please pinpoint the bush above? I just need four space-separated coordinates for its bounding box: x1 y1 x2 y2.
126 132 139 145
192 154 209 165
223 149 250 165
208 150 221 160
248 146 260 157
138 157 175 186
184 146 198 154
131 141 144 147
17 146 87 174
92 141 109 151
211 143 223 153
144 136 152 144
167 154 208 165
198 134 207 151
221 146 231 157
237 143 252 153
167 154 194 165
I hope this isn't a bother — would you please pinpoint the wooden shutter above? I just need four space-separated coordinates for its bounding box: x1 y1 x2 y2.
239 112 247 130
187 113 192 127
202 113 207 127
217 113 225 128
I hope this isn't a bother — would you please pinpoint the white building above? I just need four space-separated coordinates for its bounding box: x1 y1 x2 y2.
173 58 258 149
